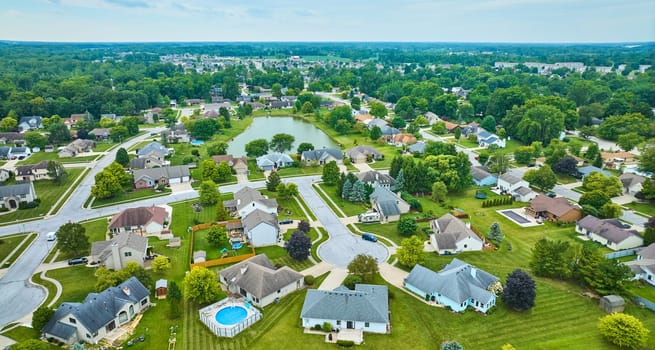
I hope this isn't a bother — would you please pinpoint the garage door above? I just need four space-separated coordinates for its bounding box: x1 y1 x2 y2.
169 177 181 184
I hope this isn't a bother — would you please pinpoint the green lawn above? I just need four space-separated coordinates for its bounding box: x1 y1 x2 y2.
0 168 84 224
50 217 109 262
247 159 266 180
556 173 581 184
94 141 119 152
90 188 172 208
276 166 323 177
192 228 252 261
316 183 369 217
32 272 58 307
45 265 98 306
0 233 31 263
624 201 655 217
449 138 479 149
260 189 311 221
0 326 60 349
355 222 429 246
17 152 99 165
311 227 327 262
255 245 314 271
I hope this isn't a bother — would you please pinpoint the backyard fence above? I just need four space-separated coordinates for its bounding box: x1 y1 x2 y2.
633 297 655 312
604 248 638 259
189 222 256 269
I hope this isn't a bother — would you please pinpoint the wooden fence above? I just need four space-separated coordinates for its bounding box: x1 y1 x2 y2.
188 221 256 269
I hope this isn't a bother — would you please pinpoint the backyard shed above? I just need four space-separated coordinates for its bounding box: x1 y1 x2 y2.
156 279 168 299
599 295 625 313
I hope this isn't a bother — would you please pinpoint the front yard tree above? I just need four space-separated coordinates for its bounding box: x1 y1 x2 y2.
597 313 649 350
397 217 418 237
552 156 578 175
286 231 312 261
184 266 221 304
207 225 227 247
343 274 363 290
369 101 387 118
199 180 219 205
47 160 67 185
152 255 171 273
56 222 90 257
297 220 311 233
297 142 314 154
579 190 610 212
369 125 382 140
502 269 536 311
349 180 366 202
322 160 340 185
245 138 269 157
582 173 623 197
347 254 378 283
397 235 426 268
341 178 353 199
216 161 232 182
431 181 447 203
269 133 295 153
488 222 503 243
201 159 219 182
266 171 281 191
91 169 122 199
523 164 557 191
115 147 129 167
32 305 54 331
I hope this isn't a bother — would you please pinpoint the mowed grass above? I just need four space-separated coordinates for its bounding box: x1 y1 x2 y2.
51 217 109 261
316 182 370 217
255 245 314 271
624 201 655 217
45 265 98 306
0 326 60 350
0 233 31 263
0 168 84 223
260 190 310 222
90 188 172 208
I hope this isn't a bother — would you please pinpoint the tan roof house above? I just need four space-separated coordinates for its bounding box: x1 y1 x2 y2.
108 206 171 238
90 232 149 270
525 195 582 223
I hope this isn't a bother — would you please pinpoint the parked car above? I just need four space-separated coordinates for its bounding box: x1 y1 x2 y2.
68 257 88 266
546 191 557 198
279 219 293 225
46 232 57 241
362 233 377 242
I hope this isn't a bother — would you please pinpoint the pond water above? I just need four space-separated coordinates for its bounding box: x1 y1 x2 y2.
227 116 339 156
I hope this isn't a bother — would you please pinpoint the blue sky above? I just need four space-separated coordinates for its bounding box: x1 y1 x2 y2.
1 0 654 42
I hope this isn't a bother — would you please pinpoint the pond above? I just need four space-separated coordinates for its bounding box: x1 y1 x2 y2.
227 116 339 156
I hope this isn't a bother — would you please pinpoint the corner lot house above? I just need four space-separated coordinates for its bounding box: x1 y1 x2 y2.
525 194 582 223
42 277 150 345
0 182 37 210
108 205 170 237
242 209 279 247
405 260 499 313
344 146 382 164
301 284 390 334
430 214 484 255
625 244 655 286
58 139 95 158
90 232 148 270
576 215 643 251
369 187 410 223
256 153 294 171
219 254 304 307
223 186 278 218
619 173 646 195
301 148 343 165
15 160 50 181
133 165 190 189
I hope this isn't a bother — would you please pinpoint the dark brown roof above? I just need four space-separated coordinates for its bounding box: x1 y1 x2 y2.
108 206 169 229
529 195 580 217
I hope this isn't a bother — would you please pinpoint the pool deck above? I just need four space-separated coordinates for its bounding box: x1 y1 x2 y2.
496 208 543 228
199 297 262 338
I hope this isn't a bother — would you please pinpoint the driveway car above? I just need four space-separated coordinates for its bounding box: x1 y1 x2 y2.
67 257 88 266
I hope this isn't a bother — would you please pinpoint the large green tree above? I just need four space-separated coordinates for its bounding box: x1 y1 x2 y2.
56 222 90 257
322 160 341 185
397 235 425 268
115 147 129 167
245 138 269 157
523 164 557 191
184 266 222 304
199 180 219 205
269 133 295 153
347 254 378 283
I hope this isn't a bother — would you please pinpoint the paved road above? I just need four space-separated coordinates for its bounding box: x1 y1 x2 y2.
292 179 388 268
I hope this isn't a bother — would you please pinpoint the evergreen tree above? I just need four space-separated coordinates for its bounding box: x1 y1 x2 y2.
266 171 281 191
115 147 129 167
389 156 404 178
286 231 312 261
349 180 366 202
488 222 503 243
393 169 405 192
341 179 353 199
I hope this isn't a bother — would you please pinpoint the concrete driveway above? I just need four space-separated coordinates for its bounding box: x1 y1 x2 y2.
295 179 388 267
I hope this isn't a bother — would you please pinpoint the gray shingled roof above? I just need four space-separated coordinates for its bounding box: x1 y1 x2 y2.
219 254 303 300
302 148 343 162
137 142 168 157
242 209 278 231
356 171 396 186
498 172 522 185
344 146 382 159
91 232 148 262
232 186 278 212
431 214 482 250
133 165 189 181
301 284 389 324
638 244 655 260
577 215 642 244
619 173 646 188
43 277 149 337
0 182 33 197
471 166 493 181
405 260 498 304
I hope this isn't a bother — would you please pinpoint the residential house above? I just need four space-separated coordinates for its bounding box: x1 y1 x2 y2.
15 161 50 181
388 133 417 146
7 146 31 159
137 142 170 159
345 146 383 164
18 116 42 131
0 182 37 209
255 153 294 171
64 113 90 128
366 118 388 130
355 114 373 124
212 154 249 175
301 148 343 165
424 112 439 125
42 277 150 345
223 186 278 218
429 214 484 255
369 187 410 223
601 151 637 169
407 141 426 155
577 166 610 178
242 209 280 247
576 215 643 251
270 100 293 109
477 129 506 148
129 156 165 170
497 172 537 202
165 126 190 143
525 194 582 223
625 244 655 286
0 169 10 183
89 128 110 140
108 206 171 238
133 165 190 189
0 132 25 145
442 121 460 133
219 254 304 307
461 122 479 137
471 166 497 186
100 113 121 122
619 173 646 195
356 171 396 189
58 139 95 158
404 260 500 313
90 232 149 269
301 284 390 334
380 125 401 140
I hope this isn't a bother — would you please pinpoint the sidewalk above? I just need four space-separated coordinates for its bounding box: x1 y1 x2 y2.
318 268 348 290
300 261 333 277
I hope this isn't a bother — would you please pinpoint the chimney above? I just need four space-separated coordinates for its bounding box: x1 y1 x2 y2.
240 266 248 275
470 267 477 279
111 241 121 270
122 286 131 296
465 222 471 229
375 172 379 180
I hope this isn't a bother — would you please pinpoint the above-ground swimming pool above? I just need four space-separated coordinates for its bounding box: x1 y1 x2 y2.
190 139 205 146
215 305 248 325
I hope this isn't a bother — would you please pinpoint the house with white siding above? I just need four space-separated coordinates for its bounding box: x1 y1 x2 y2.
575 215 643 251
430 214 484 255
625 244 655 287
223 186 278 218
242 209 279 247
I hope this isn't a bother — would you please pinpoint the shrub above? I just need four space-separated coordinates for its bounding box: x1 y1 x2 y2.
322 322 333 333
304 275 315 286
313 324 322 331
337 340 355 347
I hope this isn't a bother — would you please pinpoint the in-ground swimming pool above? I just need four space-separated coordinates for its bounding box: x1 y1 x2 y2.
190 139 205 146
501 210 530 224
215 305 248 326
